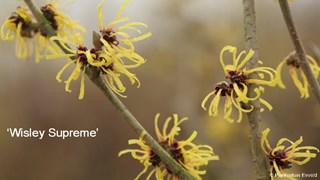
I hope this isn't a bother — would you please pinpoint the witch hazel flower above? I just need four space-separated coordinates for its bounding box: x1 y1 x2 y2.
202 45 277 122
1 1 86 63
45 0 152 99
97 0 152 68
1 6 38 60
276 52 320 98
119 114 219 180
261 128 319 179
93 0 152 97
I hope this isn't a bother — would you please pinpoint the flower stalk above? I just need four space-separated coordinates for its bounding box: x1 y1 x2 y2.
23 0 194 179
242 0 270 179
278 0 320 104
89 76 195 179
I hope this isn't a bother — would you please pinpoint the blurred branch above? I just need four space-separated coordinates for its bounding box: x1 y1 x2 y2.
23 0 194 179
242 0 270 179
279 0 320 104
308 42 320 64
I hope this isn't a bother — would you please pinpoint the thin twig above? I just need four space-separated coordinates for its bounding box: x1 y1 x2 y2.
23 0 195 179
242 0 271 179
87 70 195 179
279 0 320 104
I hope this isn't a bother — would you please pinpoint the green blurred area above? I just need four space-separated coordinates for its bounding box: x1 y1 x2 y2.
0 0 319 179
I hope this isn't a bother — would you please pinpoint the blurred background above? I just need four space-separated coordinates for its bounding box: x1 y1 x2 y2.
0 0 319 179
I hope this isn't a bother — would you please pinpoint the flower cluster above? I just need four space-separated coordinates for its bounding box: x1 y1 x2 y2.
276 52 320 98
1 1 85 62
47 0 151 99
202 46 276 122
261 128 319 178
96 0 151 96
119 114 219 180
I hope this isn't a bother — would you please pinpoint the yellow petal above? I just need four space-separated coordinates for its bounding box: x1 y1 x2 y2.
56 60 75 83
179 131 198 147
97 0 106 29
130 32 152 42
220 46 236 74
237 49 254 70
201 91 215 111
273 162 283 175
233 83 249 103
154 113 162 140
275 60 287 89
290 68 308 98
146 168 156 180
300 71 310 98
223 96 235 123
259 98 273 111
162 116 172 138
261 128 272 154
78 72 85 100
114 0 131 23
155 166 163 180
134 165 149 180
208 90 222 117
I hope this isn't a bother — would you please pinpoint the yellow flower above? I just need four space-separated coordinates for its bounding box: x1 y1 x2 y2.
220 45 277 88
99 38 141 98
201 81 271 123
202 45 275 122
48 33 141 99
276 53 320 98
40 0 86 39
1 1 85 63
97 0 152 68
46 35 94 100
91 0 152 97
36 0 86 62
261 128 319 179
119 113 219 180
1 6 37 60
202 81 247 123
34 33 63 63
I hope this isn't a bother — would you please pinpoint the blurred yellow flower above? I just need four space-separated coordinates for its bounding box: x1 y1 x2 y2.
119 113 219 180
276 53 320 98
261 128 319 178
202 45 275 122
40 0 86 39
1 6 38 60
1 1 85 63
97 0 151 68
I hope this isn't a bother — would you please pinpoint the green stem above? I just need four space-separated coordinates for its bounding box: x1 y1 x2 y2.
86 70 194 179
279 0 320 104
242 0 271 179
23 0 194 179
24 0 56 36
